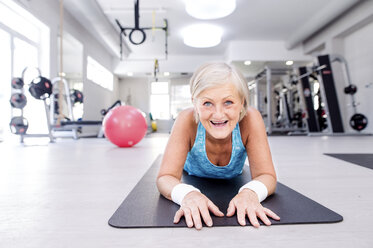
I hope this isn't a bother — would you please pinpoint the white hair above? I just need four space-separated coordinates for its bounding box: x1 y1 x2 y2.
190 62 249 122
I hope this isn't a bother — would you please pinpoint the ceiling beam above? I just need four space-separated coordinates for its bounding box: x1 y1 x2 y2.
63 0 131 58
286 0 362 49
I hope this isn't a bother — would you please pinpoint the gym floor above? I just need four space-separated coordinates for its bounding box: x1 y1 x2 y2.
1 134 372 247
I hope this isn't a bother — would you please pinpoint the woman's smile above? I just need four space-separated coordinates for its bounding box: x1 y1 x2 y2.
210 120 228 127
196 83 243 140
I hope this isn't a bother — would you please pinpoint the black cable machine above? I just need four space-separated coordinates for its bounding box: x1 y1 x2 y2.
298 54 369 135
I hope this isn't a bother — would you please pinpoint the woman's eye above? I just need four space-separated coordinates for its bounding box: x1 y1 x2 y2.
225 100 233 105
203 102 212 107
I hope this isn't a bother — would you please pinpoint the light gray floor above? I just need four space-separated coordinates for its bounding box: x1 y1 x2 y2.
1 134 373 247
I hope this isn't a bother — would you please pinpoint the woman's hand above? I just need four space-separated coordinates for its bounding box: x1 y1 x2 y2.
173 191 224 230
226 189 280 227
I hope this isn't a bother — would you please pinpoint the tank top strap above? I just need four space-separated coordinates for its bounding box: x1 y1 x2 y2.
193 122 205 147
232 122 245 150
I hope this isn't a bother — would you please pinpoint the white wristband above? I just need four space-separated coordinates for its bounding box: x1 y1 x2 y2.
171 183 200 205
239 180 268 203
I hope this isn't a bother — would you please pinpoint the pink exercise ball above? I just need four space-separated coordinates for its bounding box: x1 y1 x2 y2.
103 105 147 147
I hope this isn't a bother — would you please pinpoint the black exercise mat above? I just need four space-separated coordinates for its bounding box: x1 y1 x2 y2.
325 153 373 170
109 155 343 228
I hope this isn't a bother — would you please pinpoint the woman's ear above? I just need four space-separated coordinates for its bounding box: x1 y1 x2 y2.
192 97 197 106
194 105 198 115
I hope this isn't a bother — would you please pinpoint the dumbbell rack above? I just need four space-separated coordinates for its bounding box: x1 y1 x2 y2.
10 77 28 137
9 67 54 143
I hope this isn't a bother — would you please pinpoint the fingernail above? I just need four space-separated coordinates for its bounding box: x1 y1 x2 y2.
207 221 212 227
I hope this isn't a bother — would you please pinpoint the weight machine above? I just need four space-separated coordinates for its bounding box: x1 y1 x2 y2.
298 54 369 135
49 77 102 139
253 66 307 135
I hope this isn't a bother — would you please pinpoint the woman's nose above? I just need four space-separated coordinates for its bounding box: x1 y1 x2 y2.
213 105 225 118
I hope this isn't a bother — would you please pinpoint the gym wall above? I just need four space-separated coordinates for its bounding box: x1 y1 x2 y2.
303 0 373 133
12 0 119 125
343 21 373 134
118 76 191 132
114 55 224 78
118 77 150 114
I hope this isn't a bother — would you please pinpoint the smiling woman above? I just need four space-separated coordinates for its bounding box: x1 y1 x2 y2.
190 62 250 122
156 62 279 229
194 83 242 140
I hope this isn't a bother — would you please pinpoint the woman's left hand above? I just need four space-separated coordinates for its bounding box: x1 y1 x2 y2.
226 189 280 227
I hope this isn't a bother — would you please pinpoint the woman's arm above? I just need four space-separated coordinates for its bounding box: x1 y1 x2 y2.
227 107 280 227
156 108 224 229
243 107 277 195
156 108 194 199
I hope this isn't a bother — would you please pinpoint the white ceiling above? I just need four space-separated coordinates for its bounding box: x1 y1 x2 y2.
95 0 329 58
64 0 359 77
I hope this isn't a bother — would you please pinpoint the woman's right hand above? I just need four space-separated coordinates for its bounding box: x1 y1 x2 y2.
173 191 224 230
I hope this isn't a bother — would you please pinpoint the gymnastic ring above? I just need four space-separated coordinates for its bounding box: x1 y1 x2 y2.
129 28 146 45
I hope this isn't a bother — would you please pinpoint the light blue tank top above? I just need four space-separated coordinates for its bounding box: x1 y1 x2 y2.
184 122 247 179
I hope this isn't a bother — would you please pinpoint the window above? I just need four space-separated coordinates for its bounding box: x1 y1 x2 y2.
0 0 41 43
0 0 50 139
13 37 47 135
13 38 38 76
150 81 170 119
0 28 11 139
170 84 192 118
87 56 113 91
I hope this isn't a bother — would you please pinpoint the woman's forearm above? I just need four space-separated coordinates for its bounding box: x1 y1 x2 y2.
252 173 277 195
156 175 182 200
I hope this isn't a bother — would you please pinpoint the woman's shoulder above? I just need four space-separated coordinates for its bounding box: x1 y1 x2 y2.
174 108 196 125
240 107 262 125
170 108 198 149
239 107 264 142
172 108 198 134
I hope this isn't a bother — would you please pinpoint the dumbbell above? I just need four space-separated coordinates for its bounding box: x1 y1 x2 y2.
9 116 29 134
11 78 24 89
344 84 357 95
10 93 27 109
29 76 53 100
350 113 368 131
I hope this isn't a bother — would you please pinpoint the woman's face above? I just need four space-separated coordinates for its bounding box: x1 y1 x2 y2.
195 83 243 140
